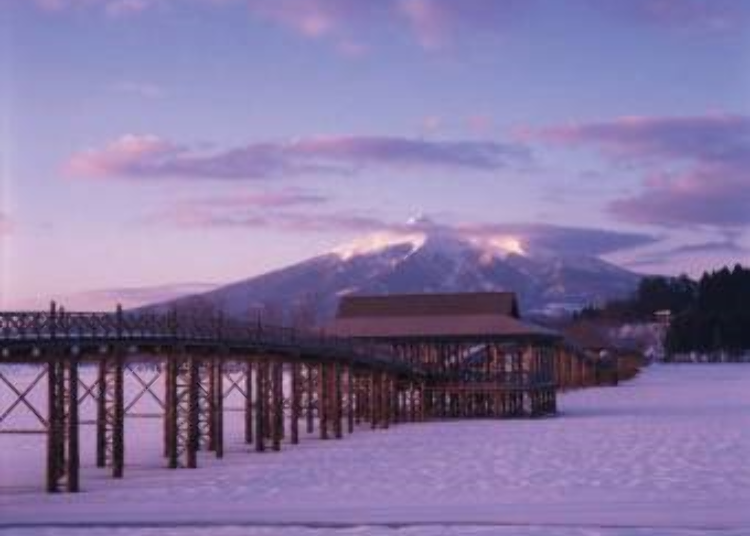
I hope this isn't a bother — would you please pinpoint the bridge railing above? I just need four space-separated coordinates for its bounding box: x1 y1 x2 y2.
0 305 409 371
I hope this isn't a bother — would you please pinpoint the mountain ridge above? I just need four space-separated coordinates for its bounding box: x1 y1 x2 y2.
150 224 643 323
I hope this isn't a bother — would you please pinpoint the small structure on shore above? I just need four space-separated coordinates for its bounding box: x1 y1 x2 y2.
327 292 559 418
563 321 645 385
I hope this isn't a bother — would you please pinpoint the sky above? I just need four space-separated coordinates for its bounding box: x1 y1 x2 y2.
1 0 749 310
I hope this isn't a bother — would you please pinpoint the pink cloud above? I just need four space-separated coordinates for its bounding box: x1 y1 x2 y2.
64 134 528 180
609 168 750 228
397 0 451 49
531 114 750 228
155 190 328 225
534 114 750 166
156 206 386 234
64 134 179 178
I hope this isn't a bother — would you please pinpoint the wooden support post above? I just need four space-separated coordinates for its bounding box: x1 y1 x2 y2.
213 357 224 459
186 356 200 469
245 360 253 444
66 356 80 492
272 361 283 451
355 373 363 424
319 363 329 440
333 362 343 439
112 352 124 478
163 357 172 458
207 359 217 452
381 373 390 429
166 356 179 469
255 361 266 452
347 365 354 434
370 371 378 429
290 362 300 444
46 358 60 493
46 349 82 493
306 363 315 434
97 359 107 467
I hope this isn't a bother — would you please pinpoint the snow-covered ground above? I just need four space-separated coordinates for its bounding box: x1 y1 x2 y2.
2 364 750 535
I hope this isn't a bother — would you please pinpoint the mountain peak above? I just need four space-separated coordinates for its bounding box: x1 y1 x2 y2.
331 222 528 263
157 221 642 322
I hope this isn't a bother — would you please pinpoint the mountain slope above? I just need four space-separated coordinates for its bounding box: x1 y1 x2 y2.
155 226 642 322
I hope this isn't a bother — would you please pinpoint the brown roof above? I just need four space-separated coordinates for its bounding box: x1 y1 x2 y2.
336 292 520 319
328 293 557 340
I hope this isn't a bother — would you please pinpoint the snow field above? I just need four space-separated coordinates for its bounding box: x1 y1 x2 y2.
1 364 749 535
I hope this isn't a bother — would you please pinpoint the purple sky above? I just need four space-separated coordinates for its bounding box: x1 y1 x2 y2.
1 0 749 309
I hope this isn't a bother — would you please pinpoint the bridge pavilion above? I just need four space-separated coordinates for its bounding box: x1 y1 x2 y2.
327 292 560 418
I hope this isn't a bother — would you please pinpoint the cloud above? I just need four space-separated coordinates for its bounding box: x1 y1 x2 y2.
665 240 747 256
591 0 750 33
156 203 659 257
64 134 529 180
158 207 387 234
154 190 329 227
532 114 750 228
534 114 750 166
245 0 374 39
619 239 749 271
456 222 660 257
28 0 750 52
238 0 525 51
609 169 750 228
396 0 524 49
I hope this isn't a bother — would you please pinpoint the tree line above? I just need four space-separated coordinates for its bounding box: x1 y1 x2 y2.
577 264 750 354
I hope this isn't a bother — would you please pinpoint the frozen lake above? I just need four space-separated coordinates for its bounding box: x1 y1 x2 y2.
2 364 749 536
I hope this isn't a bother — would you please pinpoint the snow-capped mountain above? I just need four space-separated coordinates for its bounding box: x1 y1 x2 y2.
154 223 642 322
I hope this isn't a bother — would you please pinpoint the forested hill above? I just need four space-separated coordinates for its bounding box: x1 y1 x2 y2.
578 265 750 354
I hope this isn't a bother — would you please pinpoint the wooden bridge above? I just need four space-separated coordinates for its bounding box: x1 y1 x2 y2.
0 299 623 494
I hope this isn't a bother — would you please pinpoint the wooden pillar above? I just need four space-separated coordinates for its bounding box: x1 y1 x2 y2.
333 362 343 439
354 372 363 425
66 356 80 492
306 363 315 434
166 356 179 469
290 362 300 445
112 352 124 477
318 363 329 440
244 360 253 444
212 357 224 458
346 364 355 434
96 359 107 467
254 361 266 452
271 361 283 451
370 371 379 429
46 357 60 492
381 373 390 429
186 356 200 469
162 357 172 458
